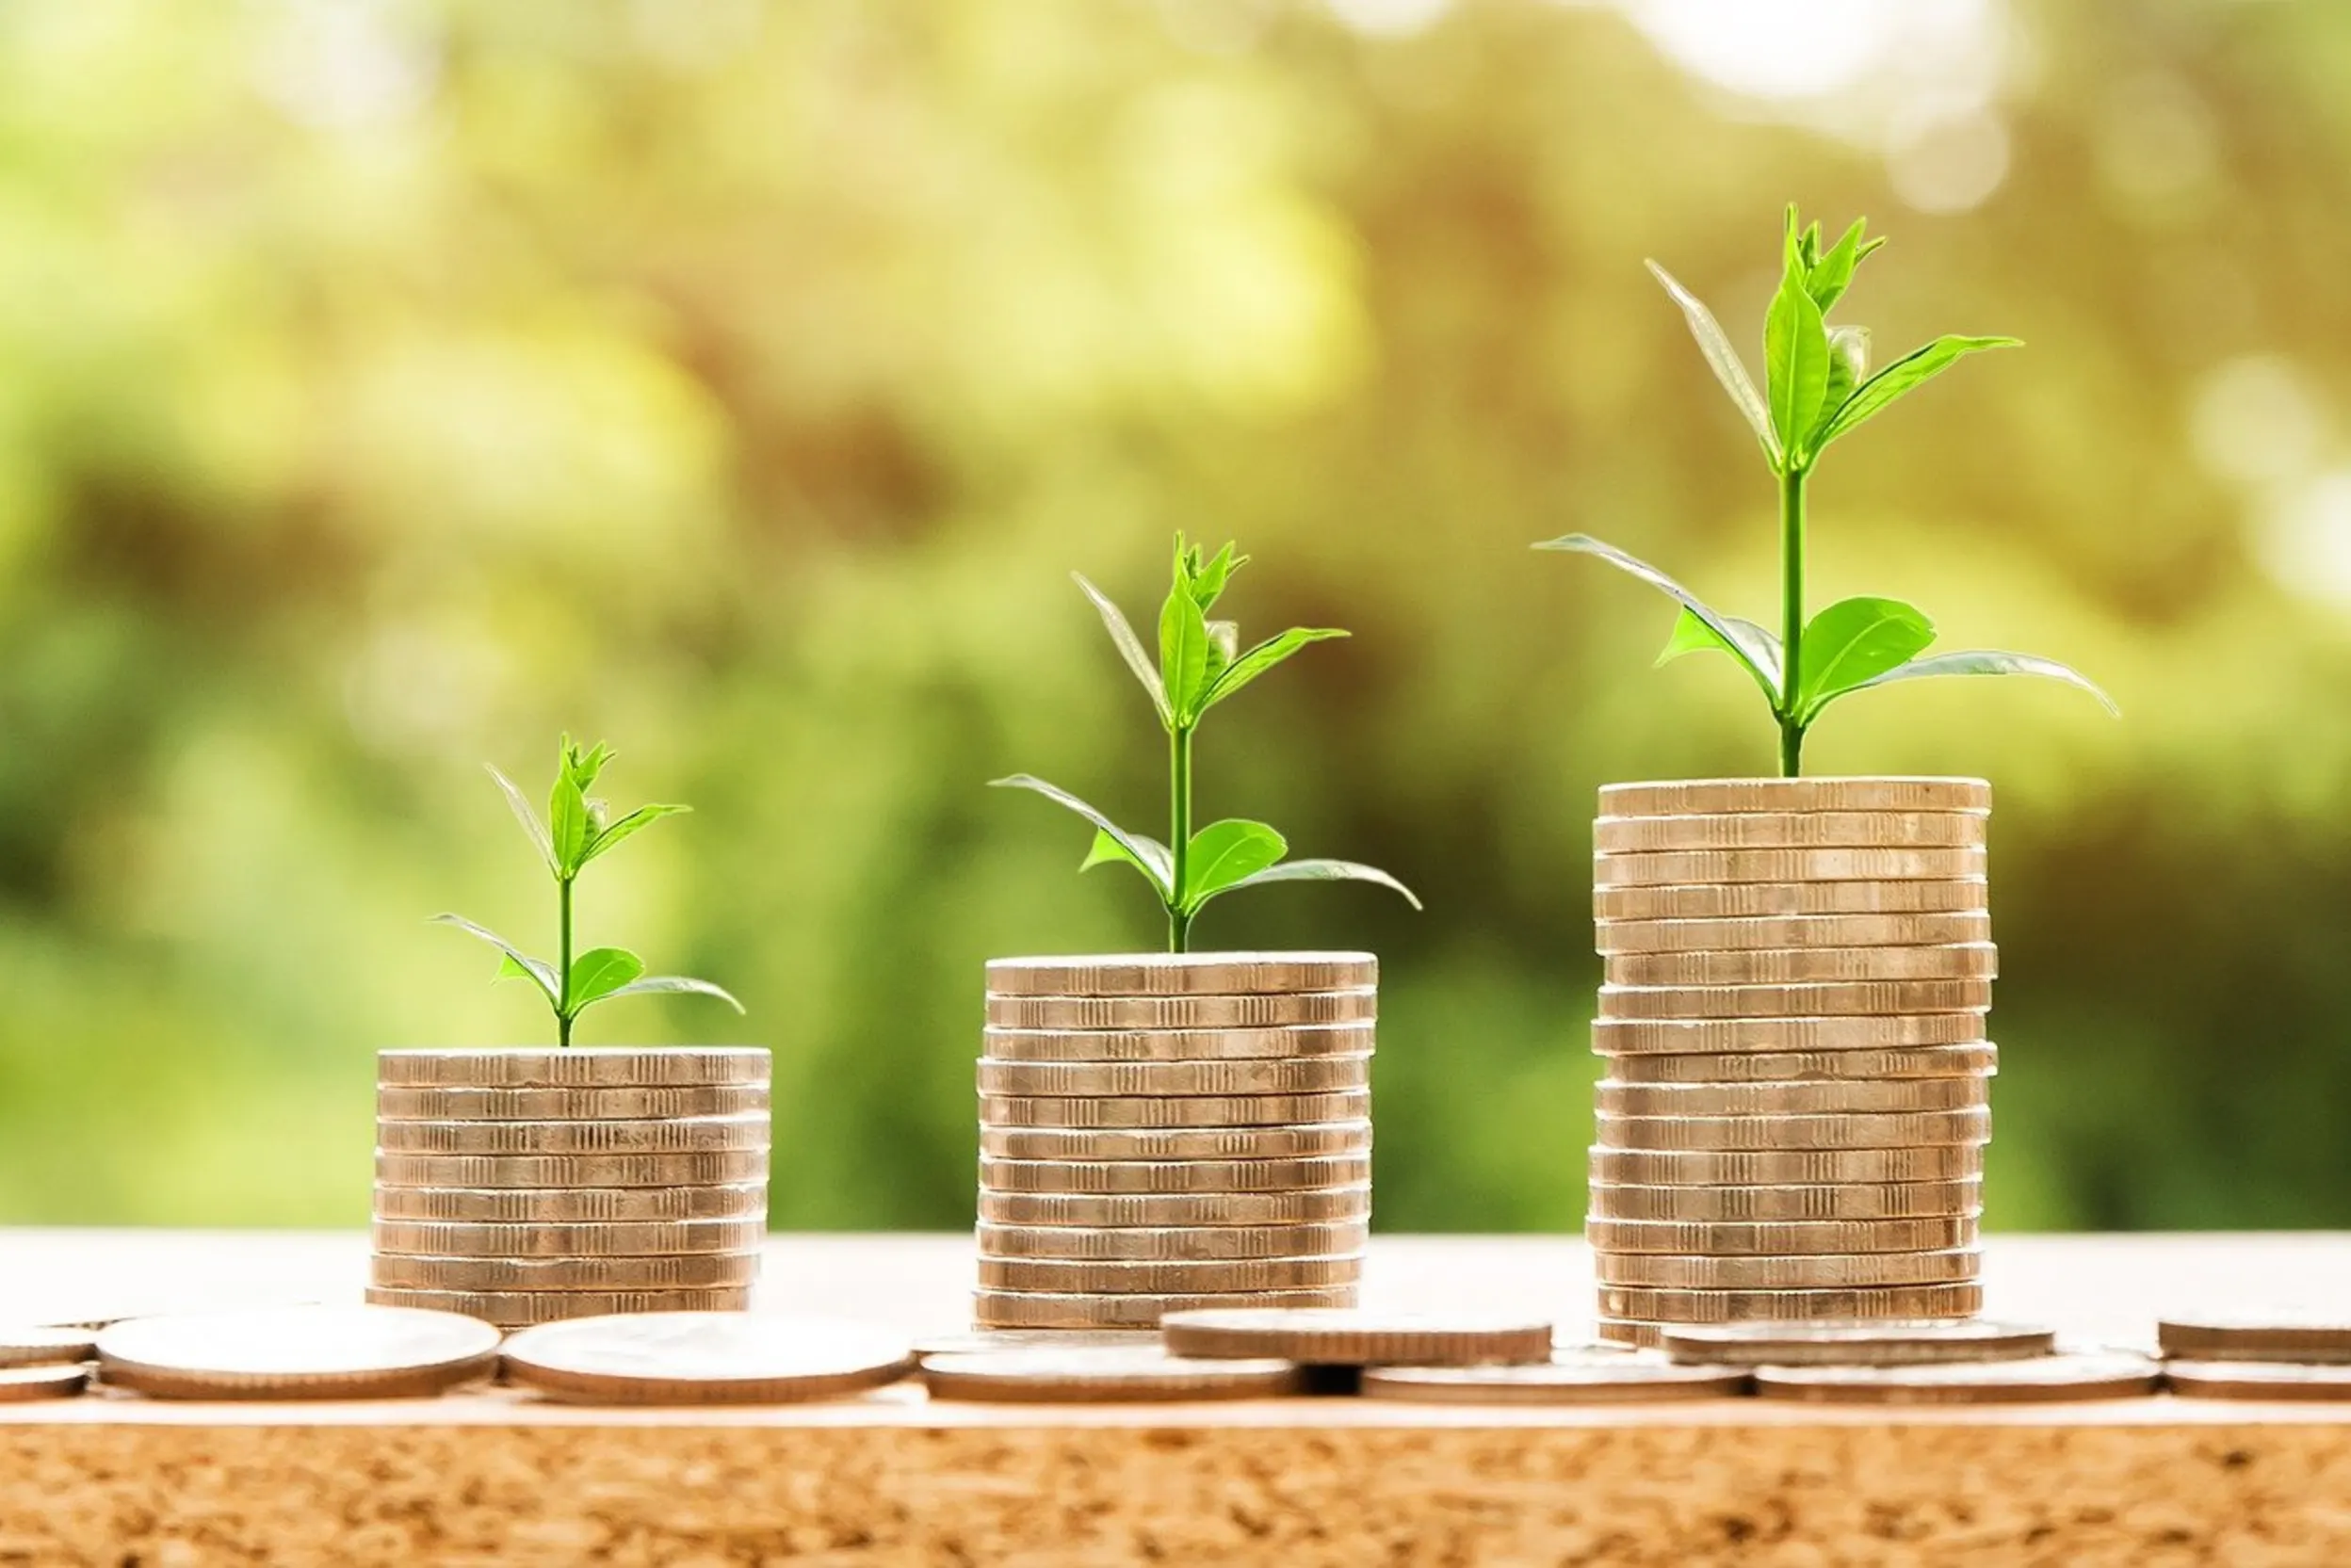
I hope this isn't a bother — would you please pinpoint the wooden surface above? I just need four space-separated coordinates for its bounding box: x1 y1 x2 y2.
3 1230 2349 1565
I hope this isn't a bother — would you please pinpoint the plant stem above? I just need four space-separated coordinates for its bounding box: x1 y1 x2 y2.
557 874 575 1048
1777 463 1808 778
1168 723 1193 954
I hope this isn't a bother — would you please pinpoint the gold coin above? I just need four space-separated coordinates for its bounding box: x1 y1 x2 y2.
978 1186 1372 1227
375 1113 768 1156
0 1327 99 1368
362 1285 750 1326
978 1055 1371 1097
923 1346 1305 1401
375 1149 770 1189
369 1218 767 1258
978 1091 1370 1130
912 1330 1158 1358
977 1220 1370 1261
1606 944 1998 988
1600 1044 1998 1084
980 1122 1371 1160
1599 778 1991 816
1161 1308 1555 1366
1594 1319 1663 1349
1597 978 1992 1020
986 953 1375 996
1593 1013 1986 1054
974 1286 1357 1330
981 1024 1375 1063
1662 1319 2055 1366
370 1182 769 1223
1595 1077 1987 1117
1596 911 1991 955
1598 1281 1984 1324
1595 846 1986 888
368 1252 760 1292
501 1313 916 1405
2165 1362 2351 1400
1594 1107 1990 1152
1360 1354 1749 1404
1595 1248 1981 1290
977 1254 1364 1293
1597 878 1987 922
1755 1351 2158 1404
376 1047 770 1088
2157 1316 2351 1364
978 1153 1372 1195
1594 811 1986 854
1583 1215 1977 1256
985 991 1377 1030
1587 1178 1983 1221
1587 1145 1983 1185
96 1306 502 1399
375 1084 769 1122
0 1366 88 1400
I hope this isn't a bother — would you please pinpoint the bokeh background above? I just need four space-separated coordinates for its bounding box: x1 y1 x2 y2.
1 0 2342 1232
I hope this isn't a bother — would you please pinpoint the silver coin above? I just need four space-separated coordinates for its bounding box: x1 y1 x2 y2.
97 1306 502 1399
501 1313 916 1404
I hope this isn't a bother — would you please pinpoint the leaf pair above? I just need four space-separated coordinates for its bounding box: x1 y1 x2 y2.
436 915 743 1026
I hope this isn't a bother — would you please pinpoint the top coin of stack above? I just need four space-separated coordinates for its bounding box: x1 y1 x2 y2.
369 1048 771 1330
975 953 1377 1331
1587 779 1994 1347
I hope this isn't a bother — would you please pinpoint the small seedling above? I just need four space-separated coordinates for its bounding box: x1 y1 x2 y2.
435 736 742 1046
994 536 1419 953
1538 205 2114 774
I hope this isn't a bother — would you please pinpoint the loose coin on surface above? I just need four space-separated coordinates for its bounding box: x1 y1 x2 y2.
1595 1076 1987 1117
373 1150 769 1188
978 1220 1370 1262
1597 978 1994 1021
2165 1362 2351 1400
977 1055 1371 1097
501 1313 913 1404
370 1218 765 1258
370 1182 770 1224
1601 1044 1998 1085
1588 1146 1984 1186
1662 1319 2055 1366
97 1306 501 1400
1596 910 1992 955
363 1286 750 1325
1593 1107 1992 1153
1605 944 1998 988
0 1366 89 1400
374 1084 769 1122
1596 1248 1982 1291
981 1024 1375 1063
1595 846 1986 888
375 1113 769 1156
977 1254 1364 1294
1598 1282 1984 1325
1583 1215 1977 1256
377 1048 770 1088
977 1186 1372 1227
980 1122 1370 1160
986 952 1376 997
1360 1352 1750 1404
985 991 1378 1030
1598 778 1991 816
912 1330 1157 1358
1587 1178 1983 1223
2156 1316 2351 1364
978 1153 1371 1195
1596 878 1987 923
978 1090 1370 1130
0 1327 99 1368
1756 1352 2159 1404
974 1287 1356 1331
923 1346 1305 1402
1594 811 1986 854
1592 1013 1986 1055
1161 1308 1555 1366
368 1252 759 1292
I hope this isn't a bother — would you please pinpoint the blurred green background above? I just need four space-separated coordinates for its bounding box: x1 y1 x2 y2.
1 0 2341 1233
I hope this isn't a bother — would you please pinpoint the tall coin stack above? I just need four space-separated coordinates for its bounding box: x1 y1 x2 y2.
368 1048 771 1330
1586 779 1994 1348
975 953 1377 1331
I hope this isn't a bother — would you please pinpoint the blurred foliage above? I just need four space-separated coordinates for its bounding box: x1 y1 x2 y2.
2 0 2348 1232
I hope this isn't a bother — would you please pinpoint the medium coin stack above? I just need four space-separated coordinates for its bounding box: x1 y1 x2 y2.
976 952 1377 1330
368 1047 770 1330
1588 778 1995 1347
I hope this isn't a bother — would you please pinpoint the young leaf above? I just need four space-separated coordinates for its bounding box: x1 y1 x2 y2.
1535 535 1783 702
486 765 558 875
1080 827 1178 900
1073 573 1173 728
1656 606 1786 707
581 803 689 868
432 913 559 1005
1203 620 1239 688
1220 857 1422 910
1843 650 2120 714
1816 334 2022 449
1159 579 1211 726
1805 218 1877 313
549 769 592 877
560 736 613 794
1200 627 1349 713
1180 818 1289 913
989 775 1176 899
1814 327 1869 444
1191 542 1244 609
1646 260 1777 461
565 946 646 1013
1764 256 1831 461
595 974 747 1014
1793 596 1938 719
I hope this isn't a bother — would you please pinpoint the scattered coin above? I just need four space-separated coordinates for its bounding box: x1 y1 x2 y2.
1588 1146 1984 1186
368 1252 759 1292
1597 1282 1984 1324
1605 944 1999 988
376 1048 770 1088
369 1182 770 1224
977 1186 1372 1227
981 1024 1376 1063
2156 1316 2351 1364
1597 1247 1981 1290
978 1153 1372 1195
370 1218 767 1259
980 1122 1370 1160
1595 1319 1663 1348
1162 1308 1555 1366
1598 778 1991 816
1593 1107 1992 1153
974 1287 1356 1330
978 1220 1370 1261
912 1329 1157 1358
984 991 1378 1030
373 1150 769 1188
985 953 1376 997
1584 1216 1976 1256
2165 1362 2351 1400
375 1084 769 1122
1360 1352 1751 1404
1601 1044 1998 1085
1755 1351 2159 1404
1662 1319 2056 1366
1595 847 1987 889
977 1254 1364 1293
1593 1013 1986 1054
1597 978 1994 1021
0 1366 89 1400
1596 878 1987 923
1596 910 1992 955
978 1090 1370 1130
97 1306 502 1399
498 1313 913 1404
1595 1077 1987 1117
375 1113 770 1156
1595 812 1986 854
922 1346 1305 1402
362 1286 750 1326
0 1326 99 1368
977 1056 1371 1097
1587 1178 1983 1222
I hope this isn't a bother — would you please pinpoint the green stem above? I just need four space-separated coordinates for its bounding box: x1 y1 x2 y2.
557 874 575 1048
1168 723 1193 954
1778 463 1808 779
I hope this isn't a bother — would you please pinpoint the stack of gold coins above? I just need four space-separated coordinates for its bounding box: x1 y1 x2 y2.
1588 778 1994 1347
368 1048 770 1330
975 953 1376 1331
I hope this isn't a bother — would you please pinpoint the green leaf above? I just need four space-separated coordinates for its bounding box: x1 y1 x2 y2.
1814 327 1869 445
549 771 592 877
1180 818 1289 913
1537 535 1783 703
1080 827 1178 899
1843 650 2120 715
1645 260 1777 461
565 946 645 1013
1816 334 2021 449
1805 218 1873 313
432 913 558 1007
560 736 612 794
989 775 1175 900
581 803 689 868
1072 573 1172 728
1655 606 1787 707
1191 542 1244 609
1199 626 1348 713
1793 596 1938 719
1764 253 1831 462
1203 620 1239 688
486 764 557 875
1221 857 1421 910
1159 579 1211 726
596 975 747 1015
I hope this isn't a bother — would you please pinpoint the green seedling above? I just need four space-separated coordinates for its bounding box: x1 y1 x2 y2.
994 535 1419 953
435 736 742 1046
1538 205 2114 774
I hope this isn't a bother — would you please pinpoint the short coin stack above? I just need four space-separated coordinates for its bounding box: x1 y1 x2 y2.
1588 778 1996 1347
976 953 1377 1330
369 1048 770 1330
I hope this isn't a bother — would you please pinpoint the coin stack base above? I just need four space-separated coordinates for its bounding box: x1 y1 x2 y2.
1588 781 1994 1344
372 1049 770 1331
977 954 1376 1331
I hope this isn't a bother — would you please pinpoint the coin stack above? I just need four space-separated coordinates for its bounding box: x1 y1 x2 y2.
1587 778 1995 1347
975 953 1377 1331
368 1047 771 1330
